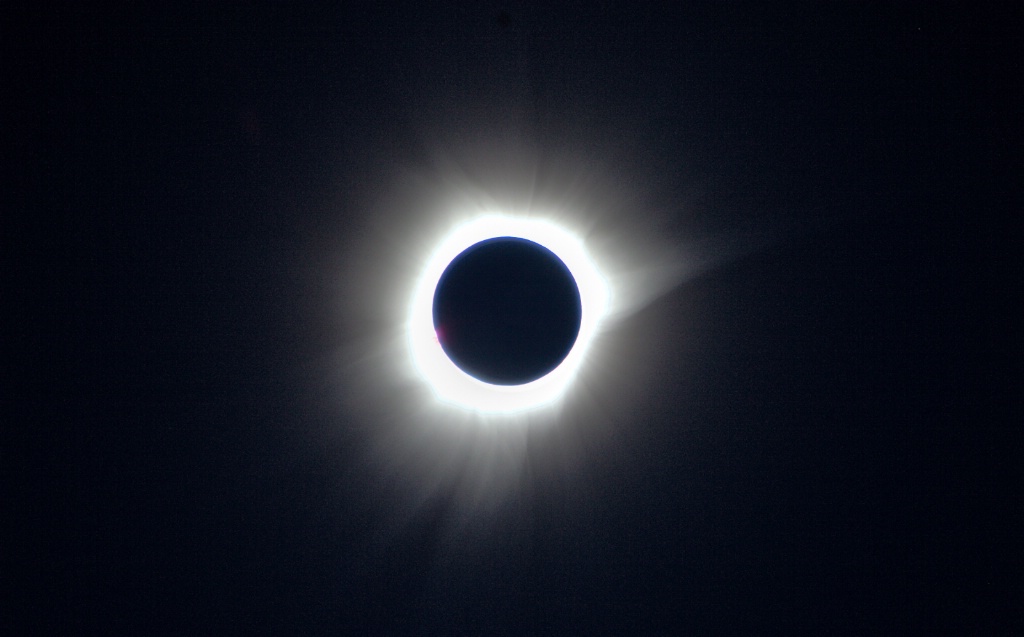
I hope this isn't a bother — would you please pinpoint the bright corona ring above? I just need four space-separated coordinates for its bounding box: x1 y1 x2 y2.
408 215 609 414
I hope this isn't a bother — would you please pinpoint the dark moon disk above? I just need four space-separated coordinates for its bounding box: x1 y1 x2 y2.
432 237 583 385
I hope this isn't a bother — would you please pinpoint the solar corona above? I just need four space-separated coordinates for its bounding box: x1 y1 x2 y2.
408 215 609 414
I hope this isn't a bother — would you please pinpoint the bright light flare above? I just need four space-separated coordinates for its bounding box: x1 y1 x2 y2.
408 215 609 414
305 140 717 524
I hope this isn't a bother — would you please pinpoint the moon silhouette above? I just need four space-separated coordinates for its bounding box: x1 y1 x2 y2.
432 237 583 385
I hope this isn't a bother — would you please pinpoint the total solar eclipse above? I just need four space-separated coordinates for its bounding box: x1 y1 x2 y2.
407 215 608 414
432 237 583 386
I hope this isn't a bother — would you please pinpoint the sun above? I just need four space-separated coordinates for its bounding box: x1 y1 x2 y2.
307 146 706 516
407 214 610 415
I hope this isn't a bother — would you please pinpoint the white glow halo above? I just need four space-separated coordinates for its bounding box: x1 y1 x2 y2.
408 215 610 414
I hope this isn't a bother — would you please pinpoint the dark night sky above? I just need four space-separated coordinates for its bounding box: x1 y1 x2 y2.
4 2 1015 634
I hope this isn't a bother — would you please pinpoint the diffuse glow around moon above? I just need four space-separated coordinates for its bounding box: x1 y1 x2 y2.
324 146 692 438
307 138 709 523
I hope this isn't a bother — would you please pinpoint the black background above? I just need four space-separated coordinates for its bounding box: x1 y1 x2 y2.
4 2 1015 634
